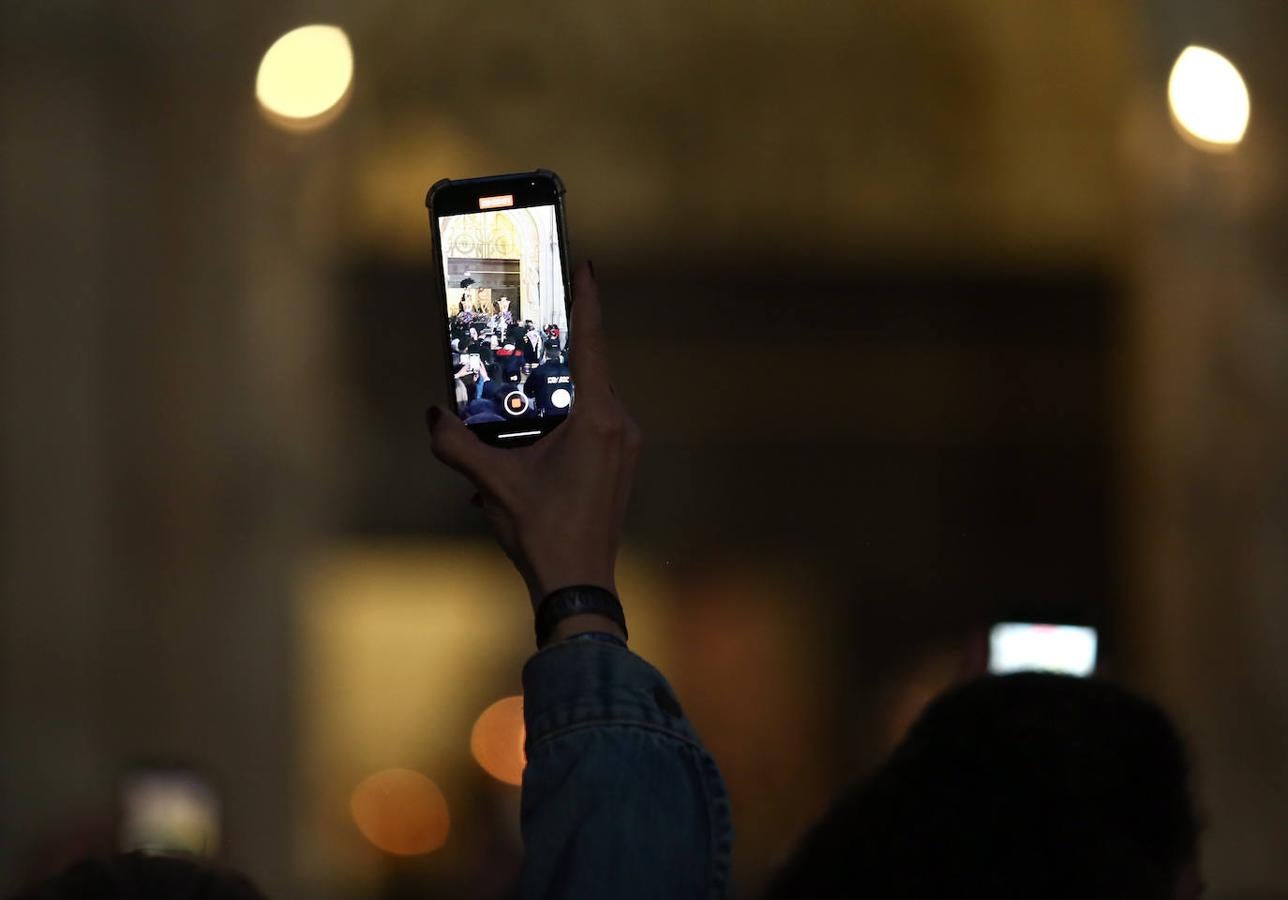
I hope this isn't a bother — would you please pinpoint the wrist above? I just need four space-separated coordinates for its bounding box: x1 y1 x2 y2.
533 584 628 648
544 613 628 647
526 566 618 611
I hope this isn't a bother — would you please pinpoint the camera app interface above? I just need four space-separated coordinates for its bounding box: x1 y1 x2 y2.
438 202 571 426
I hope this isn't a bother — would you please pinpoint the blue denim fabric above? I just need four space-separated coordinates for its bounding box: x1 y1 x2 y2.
520 640 733 900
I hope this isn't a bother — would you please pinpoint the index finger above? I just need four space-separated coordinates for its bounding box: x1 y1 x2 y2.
568 261 612 402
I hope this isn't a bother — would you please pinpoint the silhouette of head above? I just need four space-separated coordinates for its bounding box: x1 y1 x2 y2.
766 673 1199 900
14 853 266 900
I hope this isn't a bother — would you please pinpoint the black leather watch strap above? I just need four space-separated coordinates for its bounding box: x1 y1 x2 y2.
534 585 628 647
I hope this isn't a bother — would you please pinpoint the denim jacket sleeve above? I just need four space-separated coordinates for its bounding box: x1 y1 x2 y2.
519 639 733 900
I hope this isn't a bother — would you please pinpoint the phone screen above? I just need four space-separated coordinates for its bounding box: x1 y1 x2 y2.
987 622 1098 677
119 767 221 857
433 189 572 442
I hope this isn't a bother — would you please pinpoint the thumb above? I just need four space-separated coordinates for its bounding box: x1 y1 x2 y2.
426 405 503 490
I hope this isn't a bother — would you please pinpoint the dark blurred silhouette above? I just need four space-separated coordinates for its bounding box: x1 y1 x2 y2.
10 853 266 900
766 672 1200 900
523 347 572 417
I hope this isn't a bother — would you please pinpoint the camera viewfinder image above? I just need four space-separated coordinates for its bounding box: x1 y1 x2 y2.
439 204 571 425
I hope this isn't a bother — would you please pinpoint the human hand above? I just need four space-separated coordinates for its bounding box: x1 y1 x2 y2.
427 262 642 615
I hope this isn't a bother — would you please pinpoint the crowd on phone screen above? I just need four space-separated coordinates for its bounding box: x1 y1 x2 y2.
450 302 571 425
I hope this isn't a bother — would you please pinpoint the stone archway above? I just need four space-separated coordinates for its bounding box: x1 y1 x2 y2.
440 210 523 318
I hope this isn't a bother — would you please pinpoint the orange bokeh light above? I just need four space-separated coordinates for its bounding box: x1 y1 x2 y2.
470 696 526 786
349 768 450 856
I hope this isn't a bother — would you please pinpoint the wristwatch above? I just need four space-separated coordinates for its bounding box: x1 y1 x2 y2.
534 585 628 647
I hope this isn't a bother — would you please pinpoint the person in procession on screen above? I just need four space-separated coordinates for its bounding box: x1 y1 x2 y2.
521 320 543 372
507 313 527 346
466 326 496 366
495 295 514 338
471 357 492 401
523 345 573 417
452 358 474 402
481 370 519 406
497 340 525 384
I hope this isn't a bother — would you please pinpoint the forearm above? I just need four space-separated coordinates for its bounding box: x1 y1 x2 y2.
519 639 733 900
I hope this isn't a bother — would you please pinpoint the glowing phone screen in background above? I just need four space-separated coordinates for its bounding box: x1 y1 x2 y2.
987 623 1098 677
119 769 221 857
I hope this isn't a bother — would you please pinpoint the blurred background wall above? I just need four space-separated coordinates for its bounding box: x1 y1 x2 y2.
1 1 1286 897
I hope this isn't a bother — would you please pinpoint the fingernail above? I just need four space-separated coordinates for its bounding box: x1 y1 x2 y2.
426 406 442 430
587 259 596 279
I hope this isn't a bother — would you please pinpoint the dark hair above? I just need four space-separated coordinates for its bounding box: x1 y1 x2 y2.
12 853 266 900
766 674 1198 900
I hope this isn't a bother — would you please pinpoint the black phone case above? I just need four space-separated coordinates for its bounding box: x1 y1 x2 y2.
424 168 566 210
425 170 572 448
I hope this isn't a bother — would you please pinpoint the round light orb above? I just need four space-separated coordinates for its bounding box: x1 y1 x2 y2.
349 768 449 856
470 696 526 787
1167 45 1250 150
256 24 353 130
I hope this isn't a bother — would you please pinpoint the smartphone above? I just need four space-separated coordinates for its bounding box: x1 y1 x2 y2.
426 170 573 447
987 622 1098 677
119 765 221 857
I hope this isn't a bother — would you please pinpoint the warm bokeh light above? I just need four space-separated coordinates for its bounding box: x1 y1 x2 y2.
296 545 667 877
349 768 449 856
1167 45 1250 149
255 25 353 129
470 696 526 786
